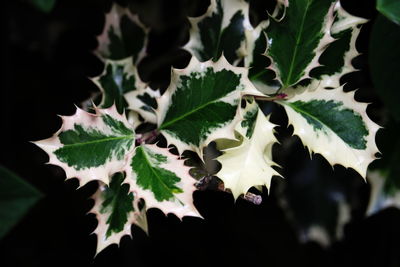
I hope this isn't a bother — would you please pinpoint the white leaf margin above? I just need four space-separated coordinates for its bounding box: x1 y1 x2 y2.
278 85 380 178
96 3 149 63
125 86 160 124
33 105 135 187
125 144 202 219
266 1 337 87
89 181 147 255
217 101 281 199
156 55 262 155
184 0 253 65
318 1 368 88
92 57 147 108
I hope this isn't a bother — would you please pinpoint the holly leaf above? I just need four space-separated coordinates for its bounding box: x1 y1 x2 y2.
244 21 281 95
125 86 160 124
92 58 147 114
278 153 354 247
266 0 336 88
367 170 400 216
377 0 400 25
90 172 147 254
278 84 380 178
184 0 252 65
369 15 400 122
216 101 280 199
34 105 135 186
29 0 56 13
367 120 400 215
0 166 42 239
156 56 259 154
125 144 200 219
311 2 368 87
96 4 148 62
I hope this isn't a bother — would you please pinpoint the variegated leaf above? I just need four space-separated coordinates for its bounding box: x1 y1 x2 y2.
216 100 280 199
125 144 200 219
92 58 147 114
266 0 336 88
125 86 160 124
367 121 400 215
311 2 368 87
156 56 260 154
96 4 148 62
184 0 253 65
369 15 400 122
367 170 400 216
244 21 281 95
90 173 147 254
278 84 380 178
34 105 135 186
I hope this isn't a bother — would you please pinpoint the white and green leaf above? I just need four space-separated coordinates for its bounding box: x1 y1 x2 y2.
244 21 281 95
34 105 135 186
278 84 380 178
92 58 147 114
156 56 260 154
90 173 148 254
184 0 253 65
367 170 400 216
266 0 337 88
216 101 280 199
125 144 200 219
311 2 368 87
125 86 160 124
96 3 148 62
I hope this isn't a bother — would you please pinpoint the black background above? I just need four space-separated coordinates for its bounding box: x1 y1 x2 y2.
1 0 400 266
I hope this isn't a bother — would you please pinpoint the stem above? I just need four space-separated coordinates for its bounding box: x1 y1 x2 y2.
244 93 287 102
135 129 159 144
242 192 262 205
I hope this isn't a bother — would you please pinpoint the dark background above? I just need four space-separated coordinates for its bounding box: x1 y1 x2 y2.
1 0 400 266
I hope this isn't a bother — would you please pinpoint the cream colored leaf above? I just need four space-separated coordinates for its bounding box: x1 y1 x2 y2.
216 106 280 199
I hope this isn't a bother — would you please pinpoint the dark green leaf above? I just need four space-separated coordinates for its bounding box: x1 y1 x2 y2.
369 15 400 121
377 0 400 25
0 166 42 239
29 0 56 13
